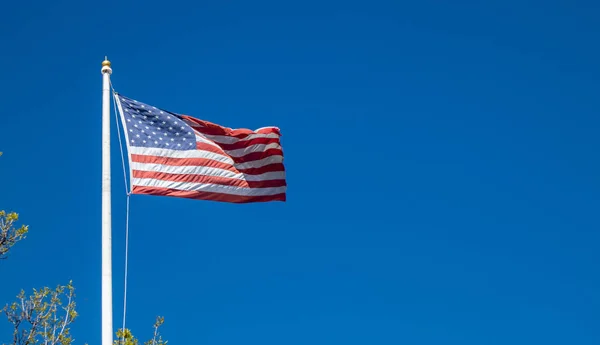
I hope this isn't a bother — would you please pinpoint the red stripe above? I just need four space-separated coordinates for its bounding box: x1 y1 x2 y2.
130 154 284 175
231 148 284 164
132 154 235 171
238 163 285 175
132 186 286 203
195 143 283 164
132 170 287 188
182 115 281 138
213 136 281 151
194 142 227 156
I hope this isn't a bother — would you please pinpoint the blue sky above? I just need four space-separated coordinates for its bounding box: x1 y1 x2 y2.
1 0 599 344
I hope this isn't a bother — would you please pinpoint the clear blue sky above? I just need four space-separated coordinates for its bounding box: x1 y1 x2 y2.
1 0 599 344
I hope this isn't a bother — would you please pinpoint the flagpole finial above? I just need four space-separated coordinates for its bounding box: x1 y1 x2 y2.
101 57 112 74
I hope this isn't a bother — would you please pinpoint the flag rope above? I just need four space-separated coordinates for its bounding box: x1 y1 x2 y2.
121 193 130 342
111 82 130 195
111 83 131 343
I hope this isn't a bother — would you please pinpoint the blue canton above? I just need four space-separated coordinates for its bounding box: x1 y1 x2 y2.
117 94 196 151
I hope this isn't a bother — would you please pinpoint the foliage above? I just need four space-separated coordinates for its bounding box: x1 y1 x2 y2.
114 317 166 345
0 211 29 260
1 154 167 345
1 274 168 345
2 282 77 345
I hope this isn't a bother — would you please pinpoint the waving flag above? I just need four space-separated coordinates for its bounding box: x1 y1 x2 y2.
115 94 286 203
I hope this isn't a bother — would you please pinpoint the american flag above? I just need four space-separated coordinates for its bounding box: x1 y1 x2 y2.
115 94 286 203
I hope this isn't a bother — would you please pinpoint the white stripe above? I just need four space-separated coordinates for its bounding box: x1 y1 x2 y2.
235 155 284 169
193 137 281 159
133 178 287 196
185 121 278 135
129 146 284 170
224 143 282 157
130 146 234 165
201 132 280 145
186 122 280 144
131 162 285 181
194 133 223 149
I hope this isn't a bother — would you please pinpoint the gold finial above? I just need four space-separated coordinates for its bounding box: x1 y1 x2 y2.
102 56 111 67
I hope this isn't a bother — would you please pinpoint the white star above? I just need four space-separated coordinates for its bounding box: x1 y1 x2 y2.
160 111 164 114
183 138 186 141
145 126 149 129
154 141 158 144
143 116 147 119
138 121 142 124
136 134 140 138
171 138 174 142
159 137 163 140
162 121 166 125
166 143 169 146
175 133 180 136
127 119 131 122
134 125 138 128
181 126 185 130
143 140 146 143
129 129 133 132
177 144 181 147
150 121 154 124
141 105 145 108
148 136 152 139
141 130 145 133
169 127 173 130
189 142 193 146
152 132 156 135
132 115 136 118
131 140 135 143
167 116 171 119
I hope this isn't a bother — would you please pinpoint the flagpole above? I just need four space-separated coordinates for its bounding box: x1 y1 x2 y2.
101 57 113 345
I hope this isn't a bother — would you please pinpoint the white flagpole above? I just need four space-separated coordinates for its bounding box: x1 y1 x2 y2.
101 57 113 345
